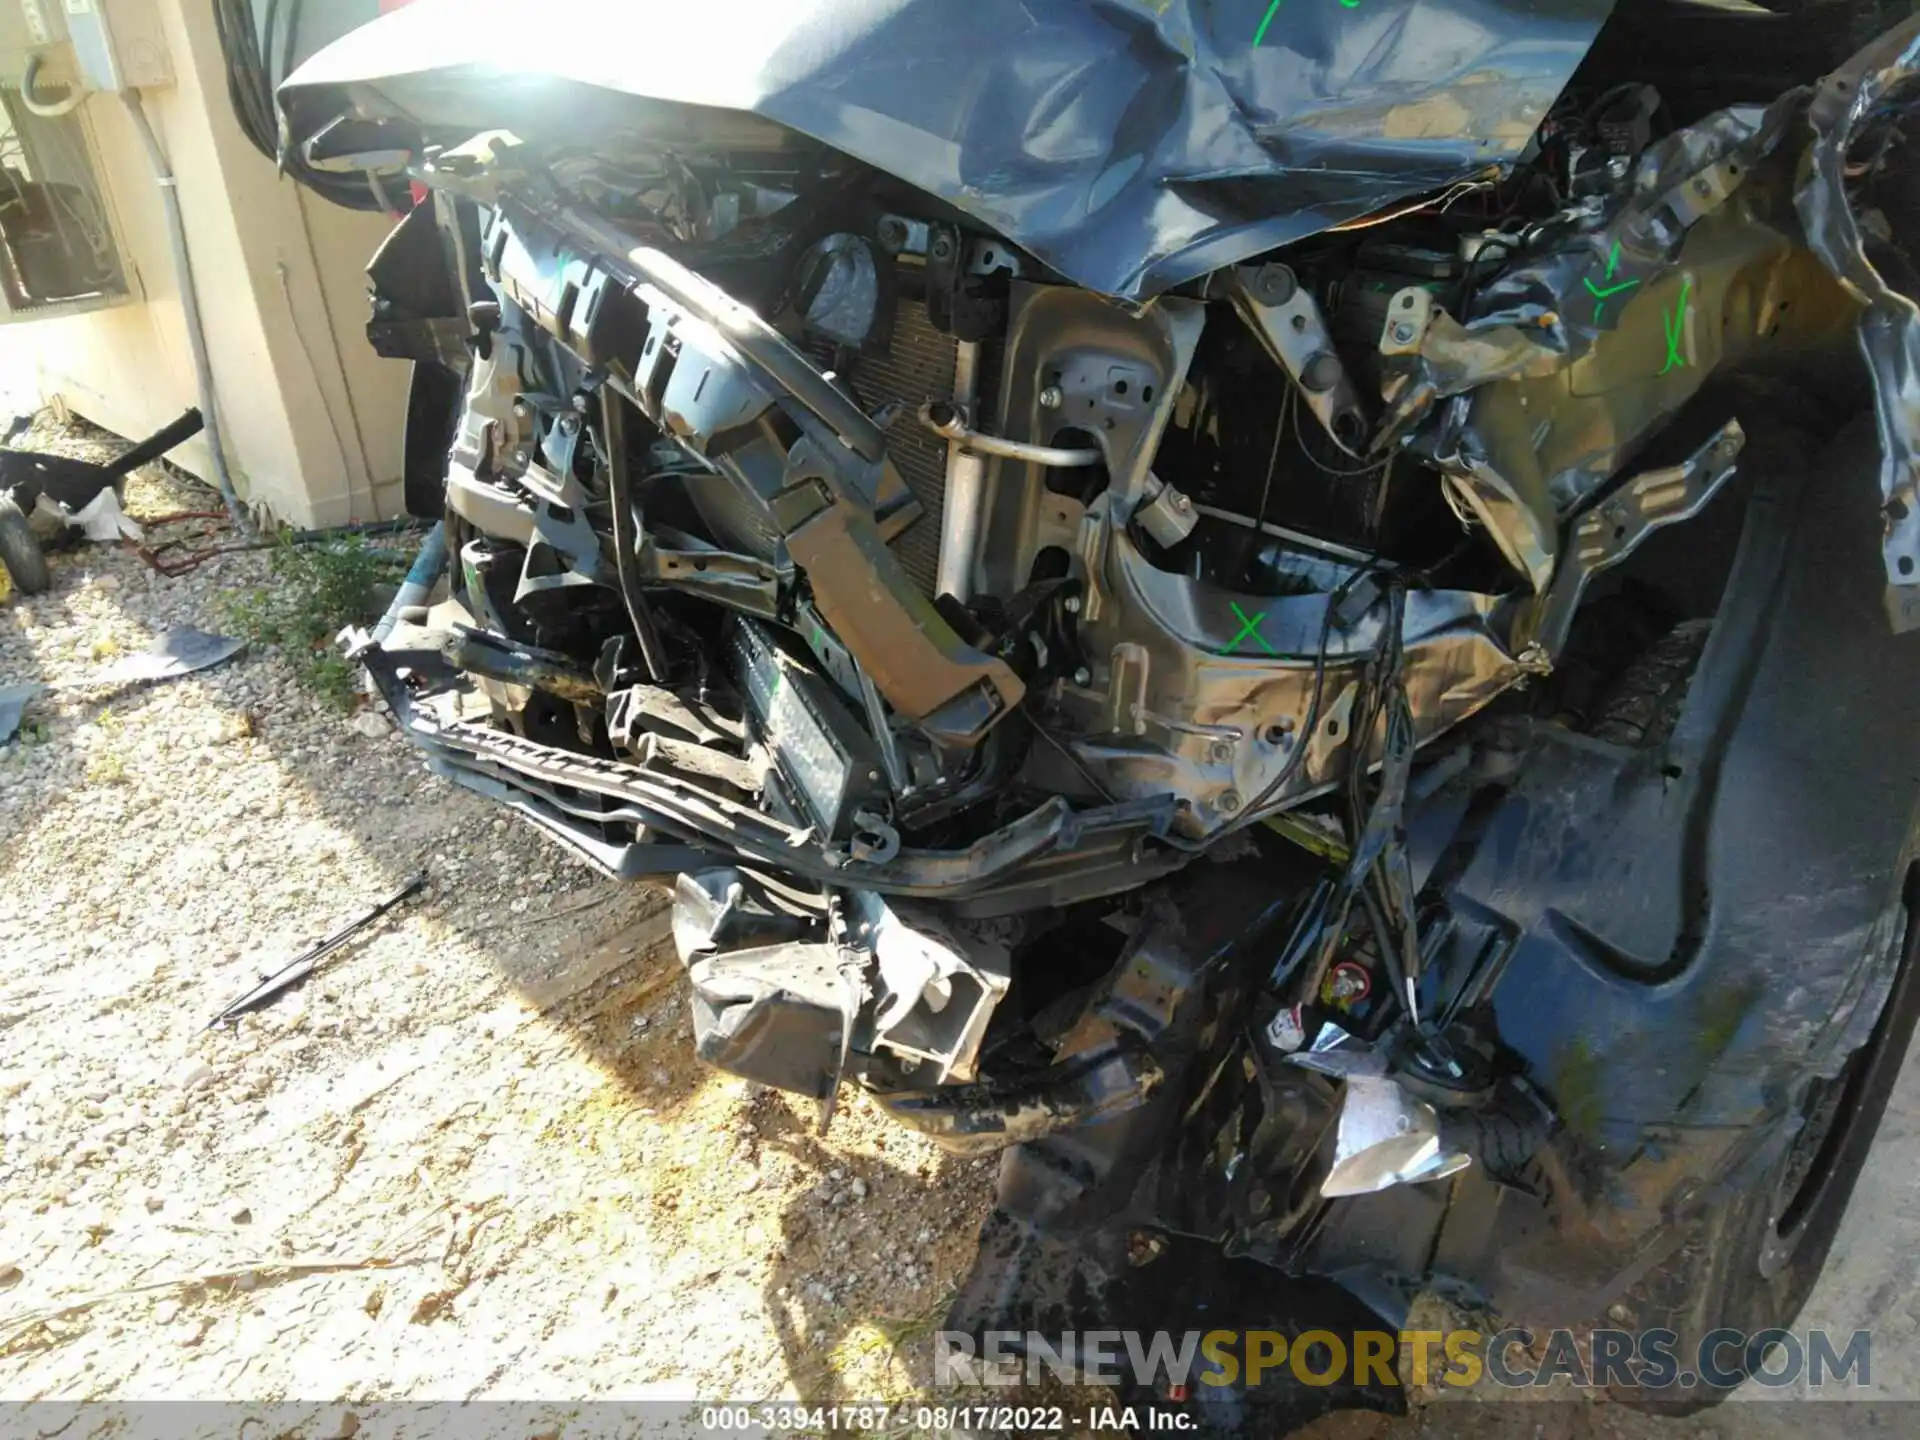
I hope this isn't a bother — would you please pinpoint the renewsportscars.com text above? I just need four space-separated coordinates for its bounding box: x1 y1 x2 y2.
935 1327 1872 1392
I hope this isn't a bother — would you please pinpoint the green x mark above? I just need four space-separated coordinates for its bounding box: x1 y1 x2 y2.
1226 601 1275 655
1660 276 1693 374
1584 241 1639 325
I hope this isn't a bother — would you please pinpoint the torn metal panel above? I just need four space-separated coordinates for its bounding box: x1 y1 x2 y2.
1387 100 1854 592
1796 14 1920 602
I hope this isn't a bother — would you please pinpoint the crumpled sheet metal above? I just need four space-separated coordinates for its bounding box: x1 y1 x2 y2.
1382 96 1810 594
1796 14 1920 593
1382 101 1794 444
280 0 1617 302
1065 534 1520 834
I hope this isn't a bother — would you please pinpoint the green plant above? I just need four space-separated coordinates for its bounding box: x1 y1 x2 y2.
85 748 128 786
219 535 407 710
84 705 128 784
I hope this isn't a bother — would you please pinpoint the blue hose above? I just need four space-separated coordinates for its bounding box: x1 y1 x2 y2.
371 519 447 643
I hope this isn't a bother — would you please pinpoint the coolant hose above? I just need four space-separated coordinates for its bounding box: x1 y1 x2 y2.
371 519 446 643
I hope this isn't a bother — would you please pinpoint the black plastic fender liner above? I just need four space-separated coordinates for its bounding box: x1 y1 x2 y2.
1291 415 1920 1323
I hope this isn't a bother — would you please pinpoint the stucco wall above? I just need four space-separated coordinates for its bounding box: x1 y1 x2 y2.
0 0 406 527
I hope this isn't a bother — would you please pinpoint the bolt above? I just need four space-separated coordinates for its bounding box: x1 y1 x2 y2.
867 771 881 783
511 449 529 468
559 413 581 435
1038 385 1064 410
1515 641 1553 676
1126 1231 1166 1267
1390 321 1417 345
1694 177 1713 196
1209 740 1233 764
1219 790 1242 813
1073 667 1092 686
1172 492 1191 512
1252 264 1297 304
1063 595 1081 614
1302 353 1342 393
930 233 955 261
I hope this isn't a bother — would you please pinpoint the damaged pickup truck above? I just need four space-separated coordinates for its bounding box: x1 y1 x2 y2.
272 0 1920 1424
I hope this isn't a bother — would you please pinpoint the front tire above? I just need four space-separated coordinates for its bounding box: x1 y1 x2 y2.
0 495 51 595
1615 891 1920 1408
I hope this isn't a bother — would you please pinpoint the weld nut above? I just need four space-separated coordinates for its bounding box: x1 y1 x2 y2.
1251 263 1297 304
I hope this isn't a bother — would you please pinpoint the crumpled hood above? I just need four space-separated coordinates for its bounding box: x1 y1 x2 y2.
282 0 1616 300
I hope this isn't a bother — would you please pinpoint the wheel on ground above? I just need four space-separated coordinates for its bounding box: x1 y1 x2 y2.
0 495 51 594
1613 895 1920 1409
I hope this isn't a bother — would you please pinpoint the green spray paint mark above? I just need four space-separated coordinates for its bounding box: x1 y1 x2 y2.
1225 601 1276 655
1660 276 1693 374
1583 241 1638 325
1256 0 1358 45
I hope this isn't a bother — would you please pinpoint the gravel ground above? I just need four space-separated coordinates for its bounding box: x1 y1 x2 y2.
0 424 997 1425
2 421 1914 1440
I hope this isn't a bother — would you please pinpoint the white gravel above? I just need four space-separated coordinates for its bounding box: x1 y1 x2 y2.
0 430 997 1423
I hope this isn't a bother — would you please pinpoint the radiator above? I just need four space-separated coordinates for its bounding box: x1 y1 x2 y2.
853 297 957 596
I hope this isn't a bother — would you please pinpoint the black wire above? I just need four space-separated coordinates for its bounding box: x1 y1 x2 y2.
211 0 390 212
599 389 670 682
1023 710 1117 804
1216 560 1389 840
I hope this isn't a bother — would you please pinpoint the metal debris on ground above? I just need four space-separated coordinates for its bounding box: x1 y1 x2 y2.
205 870 429 1028
1 629 246 744
84 627 246 689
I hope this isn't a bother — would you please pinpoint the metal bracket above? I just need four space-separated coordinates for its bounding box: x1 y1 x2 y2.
926 222 1005 341
1529 420 1746 653
1226 263 1370 456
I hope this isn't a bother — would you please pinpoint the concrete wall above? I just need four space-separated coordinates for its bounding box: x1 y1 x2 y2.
0 0 407 526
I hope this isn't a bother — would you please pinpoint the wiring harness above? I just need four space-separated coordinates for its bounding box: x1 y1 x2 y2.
211 0 398 212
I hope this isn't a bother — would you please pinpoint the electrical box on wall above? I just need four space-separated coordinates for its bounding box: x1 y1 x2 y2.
0 0 168 324
2 0 173 93
61 0 174 92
